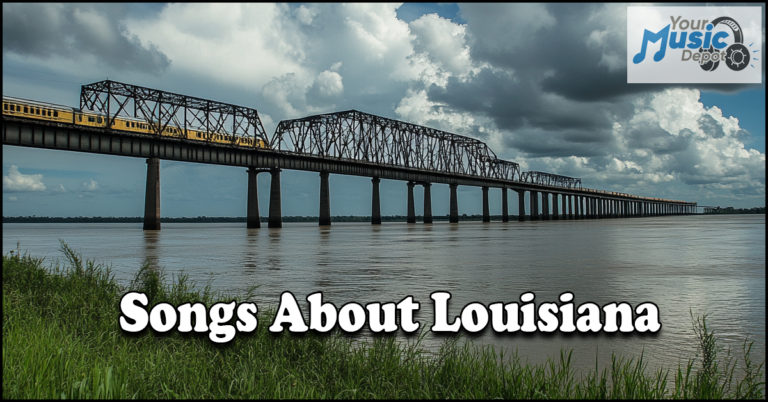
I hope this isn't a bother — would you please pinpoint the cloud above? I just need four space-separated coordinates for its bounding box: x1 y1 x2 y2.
52 184 67 193
80 179 100 191
2 3 170 74
1 3 764 210
3 165 46 192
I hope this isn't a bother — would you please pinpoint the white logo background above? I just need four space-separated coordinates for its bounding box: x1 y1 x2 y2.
627 6 762 83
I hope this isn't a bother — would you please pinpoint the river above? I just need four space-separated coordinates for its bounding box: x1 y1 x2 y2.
3 214 765 375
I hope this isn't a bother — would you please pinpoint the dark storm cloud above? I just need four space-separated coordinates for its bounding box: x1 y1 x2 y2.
627 121 691 154
459 3 764 102
501 126 618 158
2 3 170 75
428 68 613 132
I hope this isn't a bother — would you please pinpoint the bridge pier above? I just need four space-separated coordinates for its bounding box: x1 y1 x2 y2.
143 157 161 231
575 196 581 219
268 168 282 228
530 191 538 221
423 183 433 224
407 181 416 224
319 172 331 226
517 190 526 222
247 167 265 229
542 192 550 220
371 178 381 225
552 193 560 220
482 186 490 222
449 184 459 223
599 198 604 219
501 188 509 222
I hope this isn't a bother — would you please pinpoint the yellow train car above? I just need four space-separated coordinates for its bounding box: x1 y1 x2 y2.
3 96 74 124
3 96 269 149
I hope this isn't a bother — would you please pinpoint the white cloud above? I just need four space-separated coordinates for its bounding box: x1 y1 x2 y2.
409 13 472 76
313 70 343 97
80 179 99 191
3 165 46 192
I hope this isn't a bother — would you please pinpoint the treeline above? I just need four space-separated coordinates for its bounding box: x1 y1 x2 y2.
705 207 765 214
3 214 517 223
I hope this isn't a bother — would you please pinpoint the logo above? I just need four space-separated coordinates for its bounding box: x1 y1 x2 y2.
627 7 762 83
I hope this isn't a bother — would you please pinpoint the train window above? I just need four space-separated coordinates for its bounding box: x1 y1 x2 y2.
88 116 95 122
24 106 28 113
3 104 7 111
97 117 102 124
54 111 58 117
78 115 82 122
17 105 21 111
196 133 201 138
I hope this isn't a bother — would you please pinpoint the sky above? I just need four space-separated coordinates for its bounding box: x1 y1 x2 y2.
2 3 765 218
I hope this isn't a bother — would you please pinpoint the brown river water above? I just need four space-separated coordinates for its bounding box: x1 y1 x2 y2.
3 214 765 376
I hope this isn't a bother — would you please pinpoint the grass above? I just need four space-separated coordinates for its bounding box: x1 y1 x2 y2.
3 241 765 399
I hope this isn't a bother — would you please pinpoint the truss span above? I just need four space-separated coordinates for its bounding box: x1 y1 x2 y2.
273 110 523 182
80 80 268 143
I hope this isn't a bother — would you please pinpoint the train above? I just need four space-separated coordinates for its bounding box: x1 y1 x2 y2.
2 96 269 149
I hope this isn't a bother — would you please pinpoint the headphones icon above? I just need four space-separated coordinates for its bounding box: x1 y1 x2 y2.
699 16 750 72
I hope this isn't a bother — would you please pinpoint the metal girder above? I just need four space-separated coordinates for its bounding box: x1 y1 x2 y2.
520 170 582 189
272 110 521 181
79 80 268 143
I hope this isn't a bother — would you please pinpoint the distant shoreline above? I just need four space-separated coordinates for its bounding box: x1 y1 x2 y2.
3 209 763 223
3 215 518 223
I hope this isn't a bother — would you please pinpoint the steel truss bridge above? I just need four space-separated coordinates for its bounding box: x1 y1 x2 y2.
3 80 696 229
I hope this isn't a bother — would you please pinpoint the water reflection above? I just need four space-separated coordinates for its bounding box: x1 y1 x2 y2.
142 230 160 270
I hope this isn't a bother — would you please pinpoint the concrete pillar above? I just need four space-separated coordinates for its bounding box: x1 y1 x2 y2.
530 191 539 221
482 186 490 222
517 190 526 222
552 193 560 220
268 168 282 228
371 177 381 225
599 198 604 219
449 183 459 223
143 157 161 231
542 192 550 220
501 188 509 223
407 181 416 224
423 183 433 224
247 167 261 229
319 172 331 226
566 195 572 219
576 196 582 219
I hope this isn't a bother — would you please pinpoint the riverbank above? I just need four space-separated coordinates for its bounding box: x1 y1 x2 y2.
3 245 764 399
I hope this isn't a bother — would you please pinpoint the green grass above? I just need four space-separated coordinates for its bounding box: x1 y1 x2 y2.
3 242 765 399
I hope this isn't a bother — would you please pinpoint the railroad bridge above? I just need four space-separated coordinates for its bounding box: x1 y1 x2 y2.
2 80 697 230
